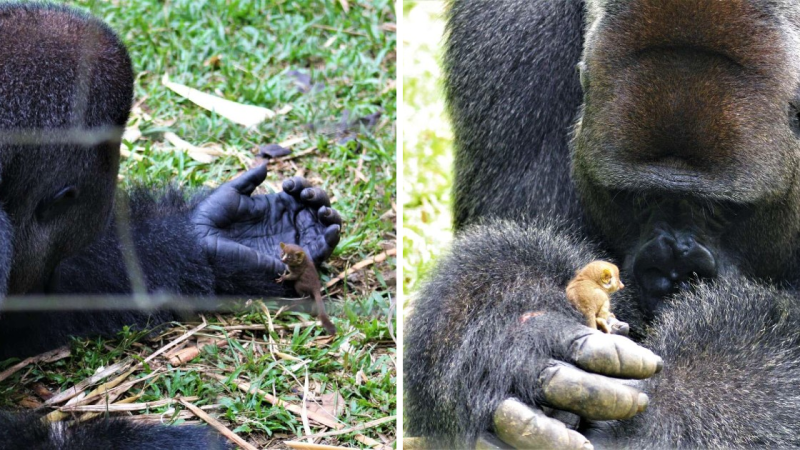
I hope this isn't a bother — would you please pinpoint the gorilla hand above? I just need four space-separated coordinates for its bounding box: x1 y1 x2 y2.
492 319 662 449
191 164 342 278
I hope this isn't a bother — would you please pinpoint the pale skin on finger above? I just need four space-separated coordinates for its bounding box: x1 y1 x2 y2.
493 399 592 450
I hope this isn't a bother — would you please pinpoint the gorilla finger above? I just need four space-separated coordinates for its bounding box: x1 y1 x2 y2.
493 398 592 450
569 332 662 379
300 187 331 208
282 177 312 196
318 206 342 226
324 224 341 248
539 363 648 421
226 164 267 196
305 225 340 265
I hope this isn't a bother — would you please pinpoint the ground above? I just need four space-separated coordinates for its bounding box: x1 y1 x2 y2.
0 0 396 448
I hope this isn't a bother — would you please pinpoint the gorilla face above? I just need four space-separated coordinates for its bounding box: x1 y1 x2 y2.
0 5 133 297
571 0 800 316
0 147 119 295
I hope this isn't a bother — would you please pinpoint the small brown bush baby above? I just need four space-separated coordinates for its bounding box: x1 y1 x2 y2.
566 261 627 334
277 242 337 335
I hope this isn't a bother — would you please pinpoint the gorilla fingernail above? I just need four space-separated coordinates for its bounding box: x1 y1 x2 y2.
637 393 649 413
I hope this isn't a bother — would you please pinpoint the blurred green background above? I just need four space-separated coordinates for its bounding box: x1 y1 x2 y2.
402 1 452 299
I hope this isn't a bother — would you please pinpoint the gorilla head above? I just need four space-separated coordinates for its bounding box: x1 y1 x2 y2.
571 0 800 316
0 4 133 295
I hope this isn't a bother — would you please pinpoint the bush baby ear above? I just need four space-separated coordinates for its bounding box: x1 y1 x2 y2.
601 268 612 282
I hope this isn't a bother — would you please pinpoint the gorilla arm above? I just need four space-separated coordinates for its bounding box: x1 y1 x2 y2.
403 219 660 449
596 278 800 448
54 164 341 296
0 165 341 359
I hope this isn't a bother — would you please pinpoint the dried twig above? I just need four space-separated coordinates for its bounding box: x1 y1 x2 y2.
179 398 257 450
143 320 208 364
77 394 143 423
301 415 396 440
0 346 70 383
47 371 160 422
354 434 384 448
219 322 316 331
168 331 239 366
271 147 317 163
45 359 133 406
325 248 397 289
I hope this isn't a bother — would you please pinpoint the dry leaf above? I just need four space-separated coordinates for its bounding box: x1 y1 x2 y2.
163 132 225 163
308 391 345 419
19 396 42 409
279 136 307 148
162 74 275 127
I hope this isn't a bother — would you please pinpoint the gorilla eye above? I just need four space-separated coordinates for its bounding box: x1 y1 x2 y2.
53 186 80 202
36 186 80 221
789 101 800 136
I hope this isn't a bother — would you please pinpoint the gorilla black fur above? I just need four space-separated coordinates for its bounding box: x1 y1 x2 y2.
0 411 228 449
405 0 800 447
0 2 340 449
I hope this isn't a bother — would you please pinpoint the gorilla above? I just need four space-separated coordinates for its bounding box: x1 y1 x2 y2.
405 0 800 448
0 3 341 448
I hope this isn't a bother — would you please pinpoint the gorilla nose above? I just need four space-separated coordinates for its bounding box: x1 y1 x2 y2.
633 227 717 315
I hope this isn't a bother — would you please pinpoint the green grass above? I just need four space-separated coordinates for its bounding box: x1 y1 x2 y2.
0 0 396 447
402 1 452 298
